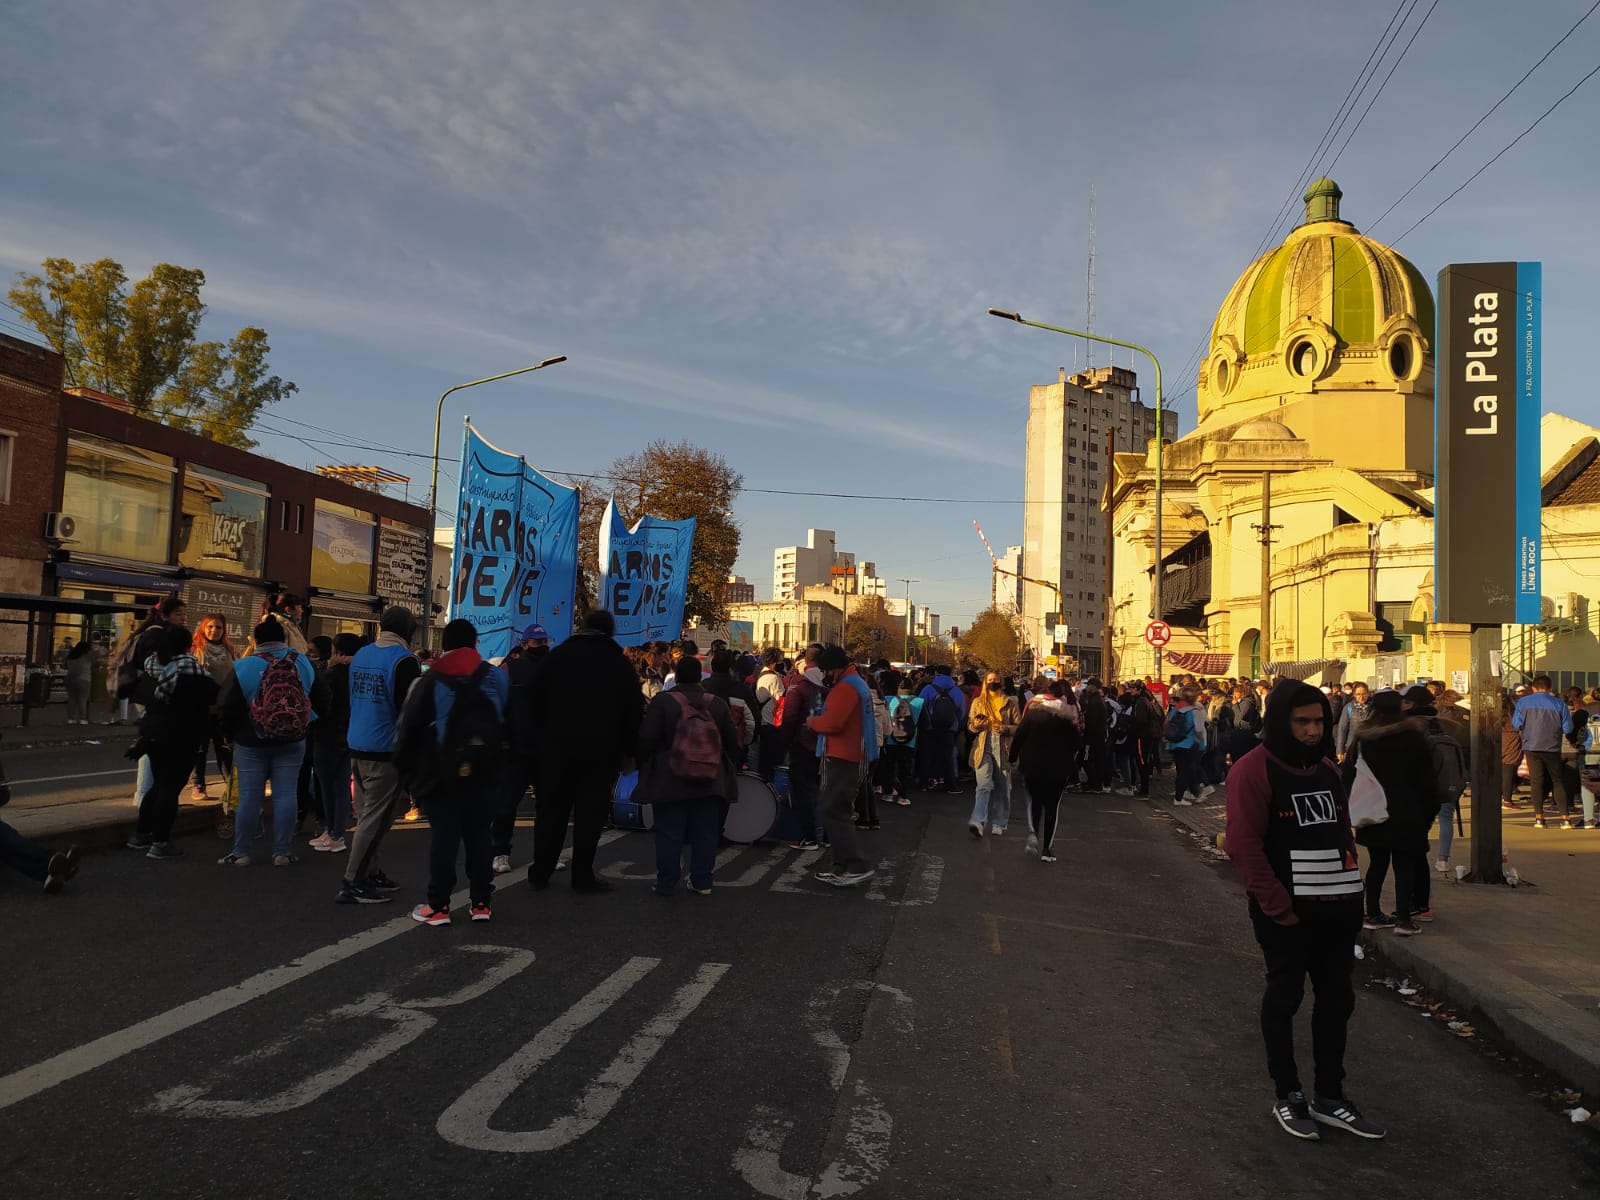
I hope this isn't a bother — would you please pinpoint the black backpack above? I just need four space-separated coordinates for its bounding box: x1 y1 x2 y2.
437 664 507 791
1424 717 1468 807
929 681 960 731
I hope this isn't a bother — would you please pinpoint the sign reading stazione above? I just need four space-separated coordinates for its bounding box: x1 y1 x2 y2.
1434 262 1541 625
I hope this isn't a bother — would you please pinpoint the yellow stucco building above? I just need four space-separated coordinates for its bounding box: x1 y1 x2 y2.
1106 179 1600 688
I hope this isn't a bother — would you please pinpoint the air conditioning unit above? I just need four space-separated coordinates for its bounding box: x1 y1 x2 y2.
44 512 79 542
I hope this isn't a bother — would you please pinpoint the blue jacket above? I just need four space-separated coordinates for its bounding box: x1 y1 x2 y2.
919 675 968 731
1513 690 1571 753
1166 704 1205 752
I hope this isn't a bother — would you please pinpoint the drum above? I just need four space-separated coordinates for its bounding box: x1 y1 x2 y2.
724 771 778 844
610 770 653 831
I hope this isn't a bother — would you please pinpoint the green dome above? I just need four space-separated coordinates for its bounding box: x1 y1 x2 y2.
1209 181 1435 359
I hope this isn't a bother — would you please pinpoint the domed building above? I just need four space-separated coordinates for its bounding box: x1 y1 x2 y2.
1104 180 1600 686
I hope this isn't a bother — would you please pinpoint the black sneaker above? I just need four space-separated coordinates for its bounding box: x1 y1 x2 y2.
126 833 154 851
43 846 81 894
1310 1095 1386 1139
1361 913 1396 930
366 869 401 892
572 878 615 894
336 880 392 905
1272 1091 1319 1140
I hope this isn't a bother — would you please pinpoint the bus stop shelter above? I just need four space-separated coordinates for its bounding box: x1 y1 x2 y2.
0 593 147 726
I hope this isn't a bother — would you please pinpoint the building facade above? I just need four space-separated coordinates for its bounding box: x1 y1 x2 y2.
1022 365 1162 676
994 545 1023 613
0 334 431 697
1106 179 1599 690
773 528 853 600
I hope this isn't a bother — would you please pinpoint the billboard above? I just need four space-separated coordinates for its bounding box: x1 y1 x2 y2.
1434 262 1541 625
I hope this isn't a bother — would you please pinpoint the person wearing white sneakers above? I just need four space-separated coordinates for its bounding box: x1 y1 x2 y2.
309 633 359 855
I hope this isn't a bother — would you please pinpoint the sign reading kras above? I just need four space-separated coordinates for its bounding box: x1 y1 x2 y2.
598 499 696 645
1434 262 1541 625
450 424 580 659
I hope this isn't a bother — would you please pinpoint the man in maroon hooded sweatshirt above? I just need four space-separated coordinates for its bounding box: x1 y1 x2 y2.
1225 680 1386 1144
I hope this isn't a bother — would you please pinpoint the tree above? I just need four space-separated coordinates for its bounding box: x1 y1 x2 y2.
7 257 296 449
570 440 743 627
957 607 1020 672
842 595 905 663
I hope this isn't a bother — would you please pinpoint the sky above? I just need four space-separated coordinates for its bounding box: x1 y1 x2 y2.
4 0 1597 630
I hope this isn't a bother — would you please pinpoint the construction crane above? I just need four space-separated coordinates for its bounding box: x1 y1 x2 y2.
972 521 1064 620
972 522 1068 666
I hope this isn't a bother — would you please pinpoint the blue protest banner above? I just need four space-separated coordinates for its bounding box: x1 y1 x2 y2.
449 423 580 659
598 498 697 646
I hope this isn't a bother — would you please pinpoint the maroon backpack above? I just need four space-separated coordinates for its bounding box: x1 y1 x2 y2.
249 651 311 741
667 693 723 784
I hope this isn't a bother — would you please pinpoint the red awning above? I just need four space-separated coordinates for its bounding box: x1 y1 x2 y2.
1164 651 1235 675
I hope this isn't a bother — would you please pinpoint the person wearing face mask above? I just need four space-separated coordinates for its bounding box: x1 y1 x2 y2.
967 672 1022 838
779 645 827 851
1224 681 1385 1143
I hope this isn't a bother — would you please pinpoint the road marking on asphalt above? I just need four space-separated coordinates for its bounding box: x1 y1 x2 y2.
736 980 914 1199
982 913 1003 956
147 947 536 1120
989 913 1258 959
8 768 133 785
436 957 730 1153
993 1004 1016 1082
0 866 533 1112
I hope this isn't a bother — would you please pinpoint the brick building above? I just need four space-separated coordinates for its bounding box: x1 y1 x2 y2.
0 333 431 699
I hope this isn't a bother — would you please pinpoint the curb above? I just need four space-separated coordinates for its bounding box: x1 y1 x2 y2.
1362 925 1600 1101
35 800 226 854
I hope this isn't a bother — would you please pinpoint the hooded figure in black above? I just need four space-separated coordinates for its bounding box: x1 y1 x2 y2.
1224 679 1386 1140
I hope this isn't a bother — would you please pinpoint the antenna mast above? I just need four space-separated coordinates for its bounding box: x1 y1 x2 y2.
1085 182 1096 370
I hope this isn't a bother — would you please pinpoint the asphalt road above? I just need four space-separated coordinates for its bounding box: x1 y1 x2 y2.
3 781 1598 1198
2 730 173 809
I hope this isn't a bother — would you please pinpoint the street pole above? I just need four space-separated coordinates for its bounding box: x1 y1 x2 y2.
898 578 919 662
427 356 567 529
988 309 1165 679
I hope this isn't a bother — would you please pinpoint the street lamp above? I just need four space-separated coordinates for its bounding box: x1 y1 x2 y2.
987 308 1168 679
427 356 568 529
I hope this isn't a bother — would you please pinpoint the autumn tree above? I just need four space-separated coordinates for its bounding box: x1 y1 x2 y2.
7 257 296 449
842 595 905 663
570 440 743 627
957 606 1021 672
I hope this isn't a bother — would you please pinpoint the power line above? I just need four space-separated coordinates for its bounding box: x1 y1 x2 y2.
1322 0 1440 177
1392 56 1600 245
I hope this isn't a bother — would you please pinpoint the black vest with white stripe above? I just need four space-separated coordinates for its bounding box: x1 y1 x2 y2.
1262 754 1362 901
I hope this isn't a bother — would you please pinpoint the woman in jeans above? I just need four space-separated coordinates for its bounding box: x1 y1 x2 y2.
966 672 1020 837
190 615 239 800
1341 689 1436 935
1500 693 1525 810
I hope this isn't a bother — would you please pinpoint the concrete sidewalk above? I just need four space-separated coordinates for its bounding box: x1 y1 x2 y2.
1 699 139 750
1149 778 1600 1099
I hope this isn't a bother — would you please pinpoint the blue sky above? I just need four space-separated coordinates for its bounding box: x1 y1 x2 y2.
4 0 1596 629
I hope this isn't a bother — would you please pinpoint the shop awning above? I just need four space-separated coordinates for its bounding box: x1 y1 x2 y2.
1264 657 1346 681
1164 651 1234 676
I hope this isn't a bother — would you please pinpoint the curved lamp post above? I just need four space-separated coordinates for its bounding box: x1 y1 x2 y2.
426 356 568 527
986 309 1167 679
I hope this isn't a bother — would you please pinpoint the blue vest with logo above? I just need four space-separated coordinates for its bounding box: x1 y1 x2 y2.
347 643 414 754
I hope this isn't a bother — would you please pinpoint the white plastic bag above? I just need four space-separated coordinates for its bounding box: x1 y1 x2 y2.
1349 756 1389 828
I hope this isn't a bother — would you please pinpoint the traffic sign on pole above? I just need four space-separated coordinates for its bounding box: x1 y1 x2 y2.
1143 620 1172 648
